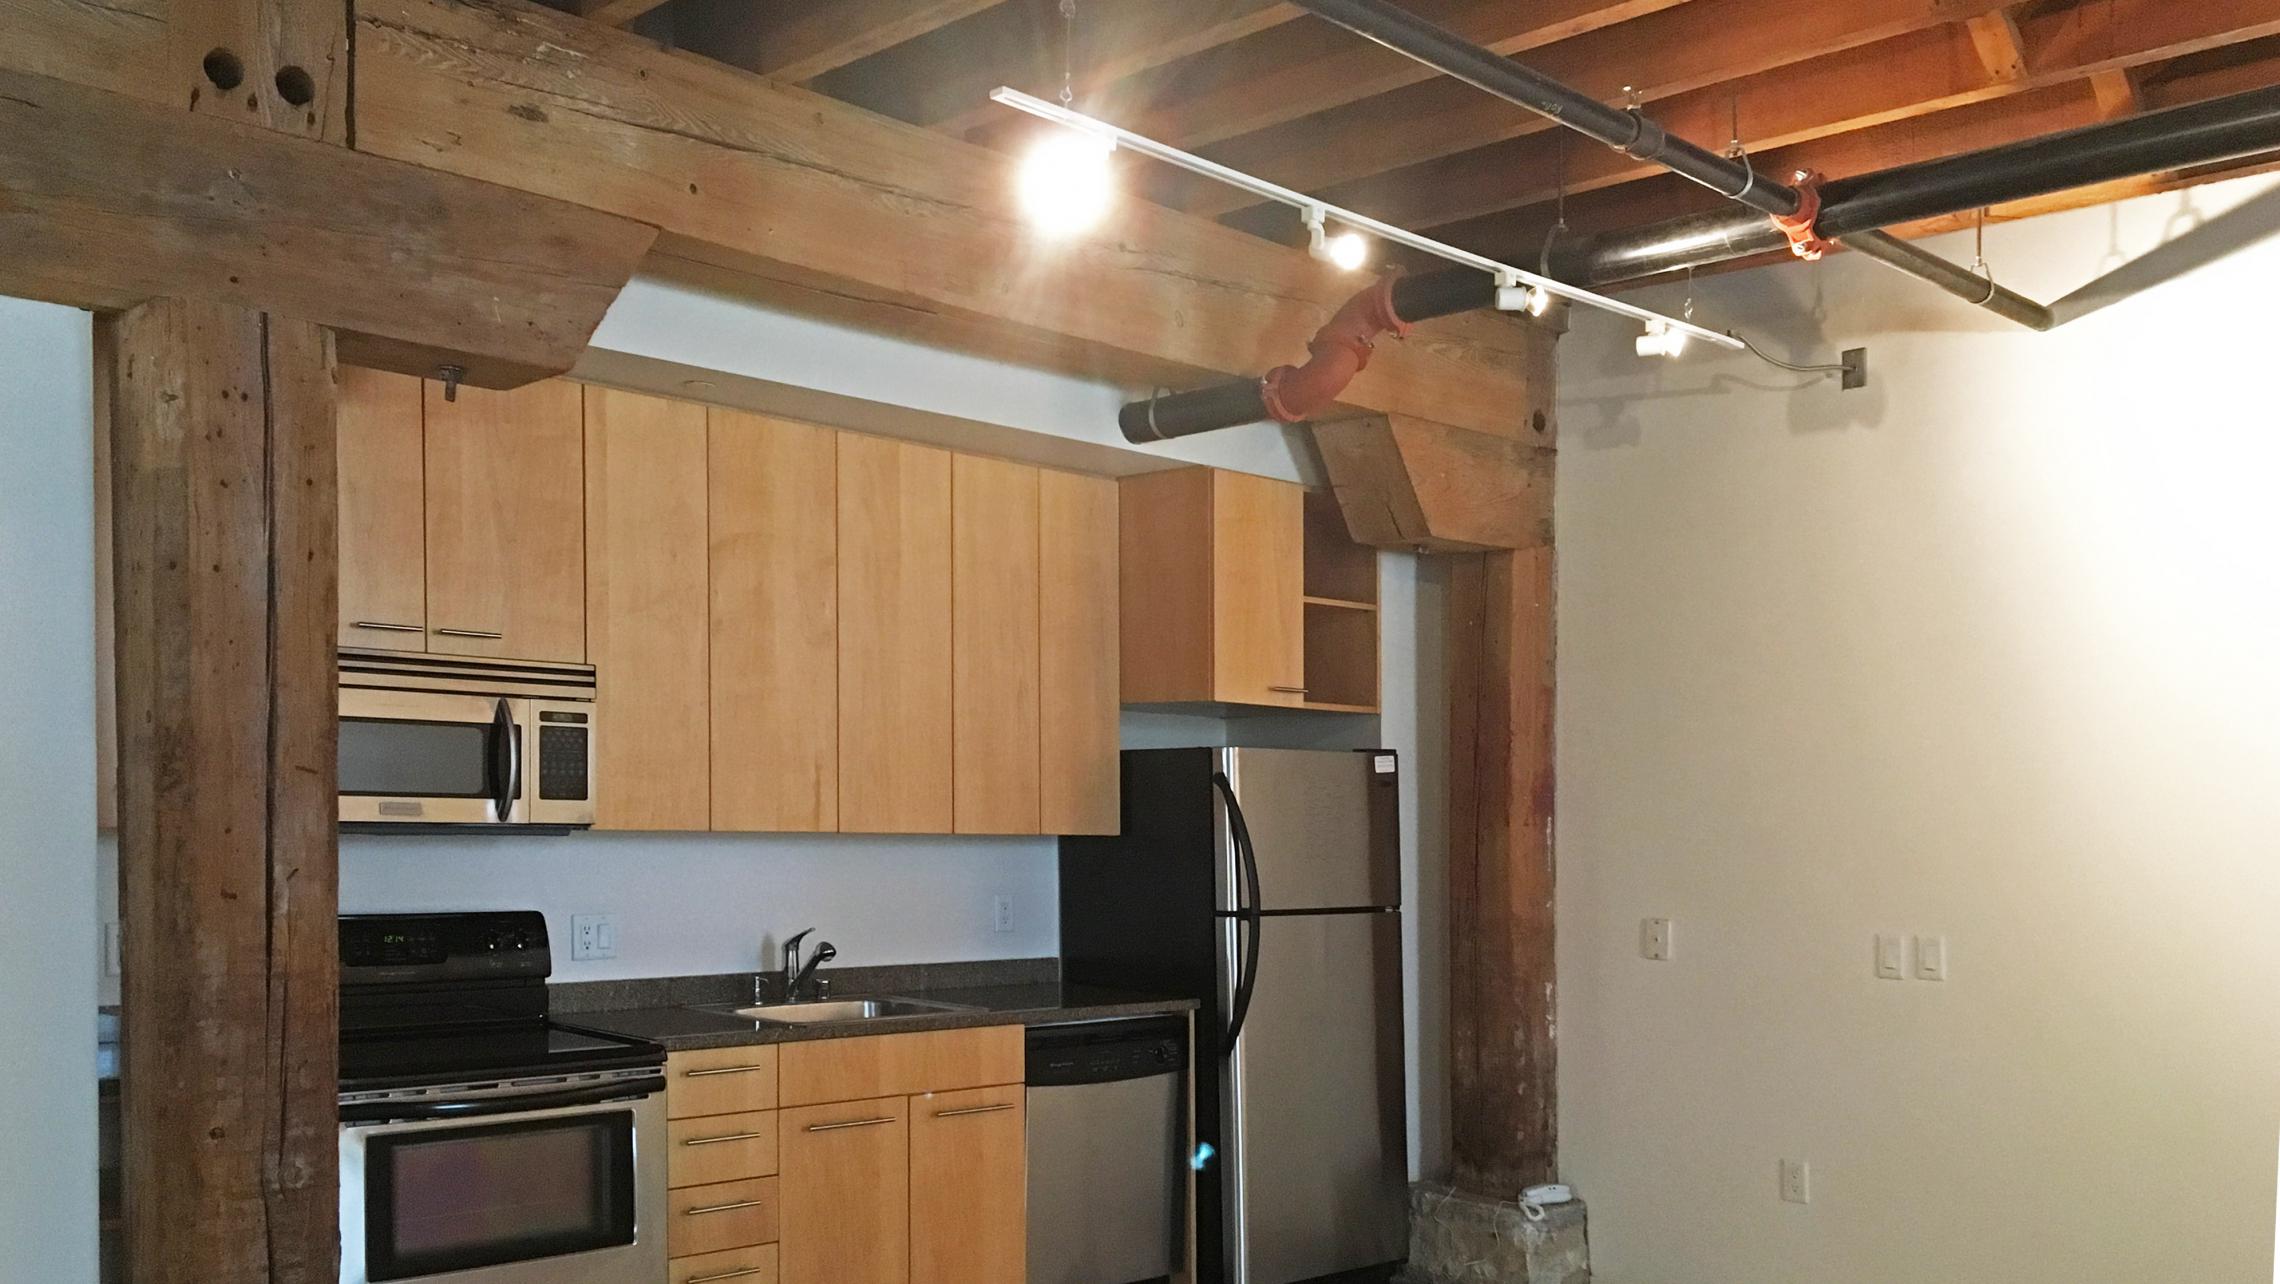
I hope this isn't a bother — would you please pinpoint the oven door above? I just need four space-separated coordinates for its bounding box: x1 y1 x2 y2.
340 688 527 826
340 1083 666 1284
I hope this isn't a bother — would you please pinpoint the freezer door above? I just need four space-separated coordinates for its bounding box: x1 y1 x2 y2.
1220 910 1407 1283
1216 748 1400 913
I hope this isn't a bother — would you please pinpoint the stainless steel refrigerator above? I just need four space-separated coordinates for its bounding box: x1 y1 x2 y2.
1061 747 1408 1284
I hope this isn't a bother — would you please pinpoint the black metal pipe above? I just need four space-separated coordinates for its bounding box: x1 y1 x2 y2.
1845 231 2055 330
1119 378 1272 441
1564 82 2280 286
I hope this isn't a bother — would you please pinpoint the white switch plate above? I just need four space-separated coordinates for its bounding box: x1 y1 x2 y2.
102 923 122 977
1875 933 1906 980
572 914 617 961
1915 935 1947 981
992 896 1014 934
1640 917 1674 961
1780 1159 1812 1204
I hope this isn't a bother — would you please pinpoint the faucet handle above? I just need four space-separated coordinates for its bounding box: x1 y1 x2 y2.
781 927 814 967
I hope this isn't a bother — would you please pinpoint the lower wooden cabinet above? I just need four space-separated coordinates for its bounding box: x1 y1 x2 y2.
671 1177 782 1259
778 1096 911 1284
670 1243 780 1284
909 1085 1028 1284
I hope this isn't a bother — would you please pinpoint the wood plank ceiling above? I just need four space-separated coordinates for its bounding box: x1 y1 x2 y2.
571 0 2280 278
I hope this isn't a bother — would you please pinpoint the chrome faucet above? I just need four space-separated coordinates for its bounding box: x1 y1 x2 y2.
768 928 837 1004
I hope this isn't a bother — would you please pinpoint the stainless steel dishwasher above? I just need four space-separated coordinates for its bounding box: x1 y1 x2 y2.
1027 1015 1188 1284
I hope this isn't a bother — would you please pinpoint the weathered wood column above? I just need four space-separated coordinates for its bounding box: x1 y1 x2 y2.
108 298 340 1283
1445 547 1558 1194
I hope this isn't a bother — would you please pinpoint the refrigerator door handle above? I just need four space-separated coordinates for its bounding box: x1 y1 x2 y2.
1214 771 1264 1051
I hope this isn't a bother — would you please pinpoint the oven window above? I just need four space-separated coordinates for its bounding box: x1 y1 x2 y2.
366 1112 635 1280
340 717 493 799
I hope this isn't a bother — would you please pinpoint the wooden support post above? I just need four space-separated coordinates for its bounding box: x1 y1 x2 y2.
108 297 340 1283
1445 546 1558 1194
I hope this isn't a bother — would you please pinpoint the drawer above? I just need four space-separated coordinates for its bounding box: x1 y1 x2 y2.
670 1176 780 1259
670 1110 779 1188
778 1026 1022 1106
669 1242 779 1284
668 1046 780 1119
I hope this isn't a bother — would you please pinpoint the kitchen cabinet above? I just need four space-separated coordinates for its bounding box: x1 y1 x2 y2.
336 367 428 650
422 379 586 662
666 1047 783 1279
836 434 953 834
953 454 1041 834
1039 470 1120 835
585 387 710 831
779 1096 910 1284
909 1085 1028 1284
1119 467 1379 713
709 409 839 832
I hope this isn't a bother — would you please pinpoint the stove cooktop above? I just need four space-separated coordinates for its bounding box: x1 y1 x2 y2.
339 1019 664 1094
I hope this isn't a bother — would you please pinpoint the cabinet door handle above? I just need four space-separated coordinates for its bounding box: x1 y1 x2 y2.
434 627 505 640
682 1130 767 1147
686 1269 770 1284
349 620 423 633
682 1064 768 1078
806 1115 896 1133
1268 685 1309 694
684 1198 769 1216
933 1102 1016 1119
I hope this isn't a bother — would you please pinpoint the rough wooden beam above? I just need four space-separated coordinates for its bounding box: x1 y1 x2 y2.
1964 8 2028 82
2089 67 2143 119
355 0 1555 435
165 0 347 138
679 0 1005 82
1170 0 2024 217
1446 545 1557 1195
1311 412 1555 553
0 0 167 102
0 67 656 388
573 0 673 25
110 296 339 1284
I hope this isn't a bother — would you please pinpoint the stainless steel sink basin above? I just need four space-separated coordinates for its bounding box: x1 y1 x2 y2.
699 997 976 1025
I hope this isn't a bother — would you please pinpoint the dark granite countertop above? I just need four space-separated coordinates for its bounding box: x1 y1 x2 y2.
566 980 1196 1052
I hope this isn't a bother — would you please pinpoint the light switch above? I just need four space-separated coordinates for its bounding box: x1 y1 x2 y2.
1780 1159 1811 1205
1641 917 1674 961
1874 934 1906 980
1915 935 1947 981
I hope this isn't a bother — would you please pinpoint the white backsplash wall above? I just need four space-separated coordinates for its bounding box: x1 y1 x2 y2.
339 831 1059 982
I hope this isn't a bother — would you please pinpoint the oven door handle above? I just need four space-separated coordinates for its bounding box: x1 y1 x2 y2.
339 1078 659 1124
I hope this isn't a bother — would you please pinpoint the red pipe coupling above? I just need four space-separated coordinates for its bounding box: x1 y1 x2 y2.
1770 169 1835 261
1260 273 1413 424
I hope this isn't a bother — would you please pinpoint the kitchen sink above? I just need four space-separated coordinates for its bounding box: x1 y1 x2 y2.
699 997 977 1025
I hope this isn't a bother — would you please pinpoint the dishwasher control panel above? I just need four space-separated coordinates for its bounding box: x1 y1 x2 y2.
1025 1015 1187 1087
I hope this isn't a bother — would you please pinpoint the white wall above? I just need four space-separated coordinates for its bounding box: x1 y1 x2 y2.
1555 175 2280 1283
0 298 101 1283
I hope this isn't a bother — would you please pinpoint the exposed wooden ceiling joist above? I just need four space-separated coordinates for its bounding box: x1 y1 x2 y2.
572 0 674 27
676 0 1005 82
1162 0 2026 218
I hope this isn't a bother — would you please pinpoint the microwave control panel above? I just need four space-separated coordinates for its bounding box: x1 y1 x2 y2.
537 710 590 802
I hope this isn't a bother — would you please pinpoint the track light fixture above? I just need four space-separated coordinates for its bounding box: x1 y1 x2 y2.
1303 207 1371 272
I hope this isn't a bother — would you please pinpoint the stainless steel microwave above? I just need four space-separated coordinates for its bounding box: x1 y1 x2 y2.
339 649 596 832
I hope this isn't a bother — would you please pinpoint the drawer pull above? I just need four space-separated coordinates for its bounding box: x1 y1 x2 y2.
682 1130 767 1147
684 1198 770 1217
683 1064 768 1078
686 1269 770 1284
806 1115 895 1133
1268 685 1309 694
434 627 506 640
349 620 422 633
934 1102 1016 1119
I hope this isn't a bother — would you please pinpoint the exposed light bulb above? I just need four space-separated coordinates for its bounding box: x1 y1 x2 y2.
1324 230 1369 271
1018 130 1115 237
1526 286 1553 317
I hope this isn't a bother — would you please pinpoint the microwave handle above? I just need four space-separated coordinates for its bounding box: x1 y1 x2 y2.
491 698 521 823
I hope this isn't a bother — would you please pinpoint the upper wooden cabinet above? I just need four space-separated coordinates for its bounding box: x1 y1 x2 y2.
710 409 840 833
1120 467 1380 713
1038 470 1120 836
953 454 1041 834
836 434 953 835
423 379 586 662
336 367 428 650
585 387 710 831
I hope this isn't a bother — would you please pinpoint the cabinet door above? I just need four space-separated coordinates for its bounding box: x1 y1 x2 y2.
422 379 585 661
909 1086 1027 1284
835 434 951 833
585 387 709 830
709 410 839 832
1210 470 1306 706
337 367 427 649
778 1097 909 1284
1038 470 1119 835
952 454 1039 834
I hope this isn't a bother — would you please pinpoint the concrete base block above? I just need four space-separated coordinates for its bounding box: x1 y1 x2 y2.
1398 1182 1590 1284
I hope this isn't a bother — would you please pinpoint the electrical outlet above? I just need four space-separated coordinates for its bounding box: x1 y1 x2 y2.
1915 935 1948 981
1640 917 1674 961
1874 933 1906 980
1780 1159 1812 1205
992 896 1014 934
571 914 617 961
